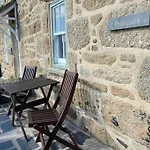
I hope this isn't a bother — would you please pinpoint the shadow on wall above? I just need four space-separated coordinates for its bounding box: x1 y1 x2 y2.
74 79 104 125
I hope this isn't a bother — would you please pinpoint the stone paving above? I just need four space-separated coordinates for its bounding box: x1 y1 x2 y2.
0 98 113 150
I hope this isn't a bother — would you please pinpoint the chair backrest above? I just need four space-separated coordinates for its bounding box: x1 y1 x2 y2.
52 70 78 128
22 66 37 81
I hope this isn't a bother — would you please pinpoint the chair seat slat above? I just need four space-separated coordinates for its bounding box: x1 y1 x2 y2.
28 109 59 127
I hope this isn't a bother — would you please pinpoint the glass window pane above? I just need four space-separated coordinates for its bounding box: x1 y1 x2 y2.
60 4 65 32
54 6 60 33
61 34 66 58
53 35 66 61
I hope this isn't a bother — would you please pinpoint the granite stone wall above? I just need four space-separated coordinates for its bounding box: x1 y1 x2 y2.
17 0 51 75
1 0 150 149
65 0 150 149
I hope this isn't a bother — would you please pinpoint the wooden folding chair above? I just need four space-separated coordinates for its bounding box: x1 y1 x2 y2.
21 66 37 81
15 66 37 98
7 66 37 115
27 70 81 150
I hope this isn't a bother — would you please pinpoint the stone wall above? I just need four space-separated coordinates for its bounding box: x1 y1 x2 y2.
17 0 51 75
65 0 150 149
1 0 150 149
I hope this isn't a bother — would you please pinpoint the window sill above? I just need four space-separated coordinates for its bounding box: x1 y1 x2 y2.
47 67 65 77
40 0 54 2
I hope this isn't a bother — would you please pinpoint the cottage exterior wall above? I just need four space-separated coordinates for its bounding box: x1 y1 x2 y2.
0 0 150 149
65 0 150 149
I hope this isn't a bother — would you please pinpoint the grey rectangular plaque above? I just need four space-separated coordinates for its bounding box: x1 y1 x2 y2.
108 12 150 31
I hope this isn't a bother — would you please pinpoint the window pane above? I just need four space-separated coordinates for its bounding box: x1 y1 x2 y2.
54 6 60 33
53 34 66 64
61 34 66 58
60 4 65 32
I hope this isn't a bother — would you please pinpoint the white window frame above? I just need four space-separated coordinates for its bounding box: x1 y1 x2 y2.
3 14 10 64
3 33 8 63
50 0 66 69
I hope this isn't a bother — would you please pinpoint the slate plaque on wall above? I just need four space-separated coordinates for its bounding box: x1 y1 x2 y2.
108 12 150 31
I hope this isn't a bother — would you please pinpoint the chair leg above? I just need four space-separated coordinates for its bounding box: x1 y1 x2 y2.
44 137 54 150
34 125 81 150
40 132 45 148
16 112 28 141
34 125 54 150
35 133 40 143
36 125 49 143
52 134 81 150
7 103 13 115
61 126 80 149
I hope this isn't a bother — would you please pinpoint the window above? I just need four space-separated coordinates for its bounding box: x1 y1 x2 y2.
50 0 66 68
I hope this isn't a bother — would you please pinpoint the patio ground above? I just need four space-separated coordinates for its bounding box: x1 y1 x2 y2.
0 97 113 150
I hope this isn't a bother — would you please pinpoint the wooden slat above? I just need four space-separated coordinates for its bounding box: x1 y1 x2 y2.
28 109 58 127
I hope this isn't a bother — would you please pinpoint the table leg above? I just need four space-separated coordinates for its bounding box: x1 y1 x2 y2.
11 94 16 126
40 85 54 108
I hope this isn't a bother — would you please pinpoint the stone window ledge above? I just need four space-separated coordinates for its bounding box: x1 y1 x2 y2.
47 68 65 77
40 0 54 2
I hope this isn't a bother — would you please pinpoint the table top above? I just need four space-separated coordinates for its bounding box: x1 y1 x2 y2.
0 76 59 95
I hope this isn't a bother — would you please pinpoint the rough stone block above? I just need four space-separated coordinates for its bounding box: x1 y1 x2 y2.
131 139 150 150
91 13 103 26
34 20 41 33
93 68 132 84
25 50 36 58
82 0 115 11
138 57 150 102
75 0 81 4
18 9 25 20
67 17 90 50
24 16 30 25
41 11 49 33
79 66 90 77
29 0 38 12
68 106 85 129
76 7 82 15
102 99 150 146
120 0 135 3
68 52 77 72
74 82 103 123
111 86 134 100
29 24 34 35
92 29 96 36
91 45 98 51
91 82 108 93
120 54 136 63
26 37 34 44
20 26 28 37
84 117 107 141
35 37 43 53
83 52 117 65
78 79 108 93
66 0 73 19
42 36 50 54
83 116 120 150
